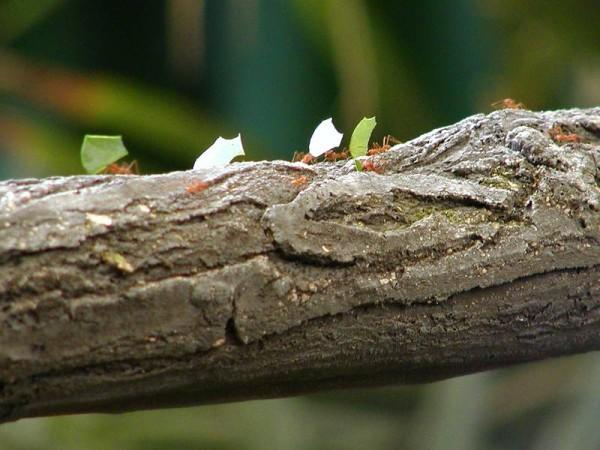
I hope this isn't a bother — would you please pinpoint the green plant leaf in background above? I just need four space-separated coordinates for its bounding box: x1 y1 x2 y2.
0 0 65 43
349 116 376 171
80 135 129 174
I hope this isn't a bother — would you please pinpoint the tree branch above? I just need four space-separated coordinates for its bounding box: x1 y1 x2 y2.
1 108 600 422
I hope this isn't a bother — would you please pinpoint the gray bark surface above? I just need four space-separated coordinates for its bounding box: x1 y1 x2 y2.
1 108 600 422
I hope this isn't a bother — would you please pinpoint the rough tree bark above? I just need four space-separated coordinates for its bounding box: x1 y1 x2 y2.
1 108 600 423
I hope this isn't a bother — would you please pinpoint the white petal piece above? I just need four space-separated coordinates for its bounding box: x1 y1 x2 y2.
309 118 343 157
193 134 245 169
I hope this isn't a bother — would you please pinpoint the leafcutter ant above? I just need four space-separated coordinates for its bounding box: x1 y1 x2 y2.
103 160 139 175
362 160 384 174
324 149 349 162
186 181 210 193
301 154 315 164
548 124 582 143
367 135 401 156
291 175 308 187
492 98 526 110
292 152 315 164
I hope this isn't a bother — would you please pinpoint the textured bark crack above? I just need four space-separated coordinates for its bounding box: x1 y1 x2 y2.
1 108 600 422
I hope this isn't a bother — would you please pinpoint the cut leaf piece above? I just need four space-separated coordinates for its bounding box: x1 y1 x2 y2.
193 134 245 169
81 135 129 174
349 116 377 160
309 118 343 157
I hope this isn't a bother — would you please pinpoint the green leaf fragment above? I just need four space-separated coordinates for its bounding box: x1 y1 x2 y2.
81 135 129 174
349 116 377 161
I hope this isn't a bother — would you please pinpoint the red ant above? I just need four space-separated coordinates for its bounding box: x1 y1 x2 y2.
103 160 139 175
291 175 308 187
291 152 315 164
492 98 526 110
362 160 384 174
548 125 582 143
186 180 210 193
324 149 350 162
367 135 401 156
301 154 315 164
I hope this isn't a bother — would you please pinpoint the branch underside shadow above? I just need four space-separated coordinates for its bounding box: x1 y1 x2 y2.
1 108 599 422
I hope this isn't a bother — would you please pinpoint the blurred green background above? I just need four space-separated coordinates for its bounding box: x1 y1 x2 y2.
1 1 600 448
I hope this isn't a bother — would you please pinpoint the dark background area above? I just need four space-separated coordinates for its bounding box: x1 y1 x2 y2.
1 1 600 448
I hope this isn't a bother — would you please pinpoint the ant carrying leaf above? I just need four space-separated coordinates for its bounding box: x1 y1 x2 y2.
81 135 138 174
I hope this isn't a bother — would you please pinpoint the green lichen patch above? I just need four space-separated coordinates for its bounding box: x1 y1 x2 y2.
477 167 523 191
311 192 508 233
440 208 492 225
480 175 521 191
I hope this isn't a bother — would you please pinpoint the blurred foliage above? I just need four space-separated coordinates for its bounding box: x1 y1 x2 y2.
1 0 600 448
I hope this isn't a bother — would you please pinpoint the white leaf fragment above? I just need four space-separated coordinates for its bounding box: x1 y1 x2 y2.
193 134 245 169
309 118 343 157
